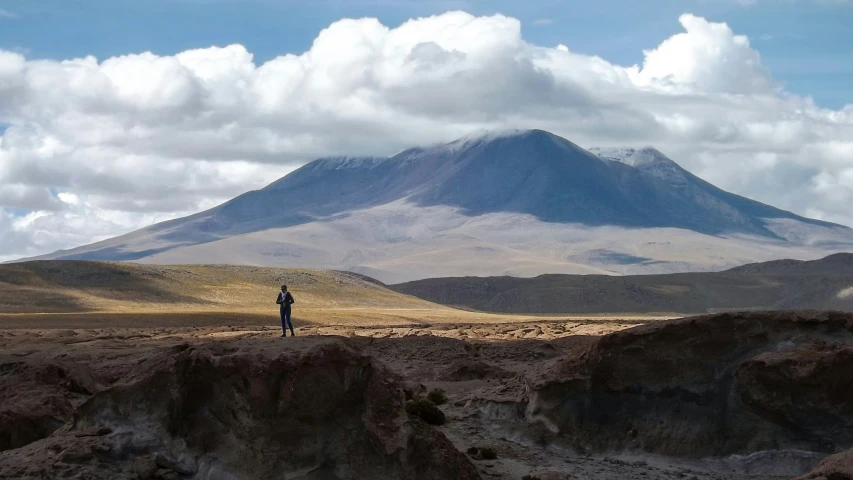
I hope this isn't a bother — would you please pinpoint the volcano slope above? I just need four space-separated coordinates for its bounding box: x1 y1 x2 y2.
1 310 851 480
20 130 853 283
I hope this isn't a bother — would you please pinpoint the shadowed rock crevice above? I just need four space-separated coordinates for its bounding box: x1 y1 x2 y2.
0 360 103 452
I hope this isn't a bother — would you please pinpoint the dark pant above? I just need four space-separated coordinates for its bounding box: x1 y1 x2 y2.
280 307 294 335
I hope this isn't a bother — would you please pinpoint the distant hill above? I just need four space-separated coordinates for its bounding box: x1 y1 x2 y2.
390 253 853 314
16 130 853 283
725 252 853 275
0 261 435 315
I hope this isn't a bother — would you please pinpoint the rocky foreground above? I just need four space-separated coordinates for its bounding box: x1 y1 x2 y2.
1 311 852 480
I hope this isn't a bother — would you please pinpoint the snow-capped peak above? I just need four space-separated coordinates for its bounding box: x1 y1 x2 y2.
589 147 673 167
427 129 557 154
590 147 687 184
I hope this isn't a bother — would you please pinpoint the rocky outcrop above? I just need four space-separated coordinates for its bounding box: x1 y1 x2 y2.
736 342 853 451
0 360 102 452
526 311 853 459
0 340 479 480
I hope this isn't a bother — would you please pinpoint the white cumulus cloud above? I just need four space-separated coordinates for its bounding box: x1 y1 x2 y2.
0 11 852 260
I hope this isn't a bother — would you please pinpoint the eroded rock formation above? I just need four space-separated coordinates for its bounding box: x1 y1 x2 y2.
3 311 852 479
526 311 853 459
0 340 479 480
0 360 102 452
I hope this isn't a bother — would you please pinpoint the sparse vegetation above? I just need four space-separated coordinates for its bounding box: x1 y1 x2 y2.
0 261 598 330
405 398 445 425
427 388 447 405
466 446 497 460
522 475 541 480
0 262 435 314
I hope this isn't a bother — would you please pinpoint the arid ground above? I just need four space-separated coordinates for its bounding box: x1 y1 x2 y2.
1 262 851 480
0 261 666 331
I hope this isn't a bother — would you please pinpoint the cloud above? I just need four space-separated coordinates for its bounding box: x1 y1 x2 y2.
0 193 225 262
0 9 17 19
632 14 774 94
0 11 852 260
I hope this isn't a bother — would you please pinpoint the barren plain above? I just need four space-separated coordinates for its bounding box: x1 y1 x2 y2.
1 261 851 480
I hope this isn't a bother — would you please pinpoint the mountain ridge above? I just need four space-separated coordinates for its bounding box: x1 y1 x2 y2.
390 252 853 314
13 129 853 282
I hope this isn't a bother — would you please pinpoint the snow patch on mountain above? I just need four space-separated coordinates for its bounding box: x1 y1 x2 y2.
591 146 689 183
590 147 670 167
310 157 390 171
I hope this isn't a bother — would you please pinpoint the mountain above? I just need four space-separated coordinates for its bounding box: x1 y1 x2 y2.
19 129 853 283
390 253 853 314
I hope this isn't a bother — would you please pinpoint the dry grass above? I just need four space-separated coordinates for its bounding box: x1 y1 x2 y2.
0 260 671 331
0 261 433 312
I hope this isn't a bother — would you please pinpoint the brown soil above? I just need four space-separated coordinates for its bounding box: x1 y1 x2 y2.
2 310 851 479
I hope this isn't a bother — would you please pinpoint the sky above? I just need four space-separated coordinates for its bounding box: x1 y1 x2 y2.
0 0 852 261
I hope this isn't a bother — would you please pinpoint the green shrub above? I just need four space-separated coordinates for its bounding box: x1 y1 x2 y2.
405 398 445 425
427 388 447 405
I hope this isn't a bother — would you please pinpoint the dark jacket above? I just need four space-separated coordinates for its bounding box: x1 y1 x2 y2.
276 291 295 309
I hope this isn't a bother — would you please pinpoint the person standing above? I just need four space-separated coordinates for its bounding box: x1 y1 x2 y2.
276 284 296 337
